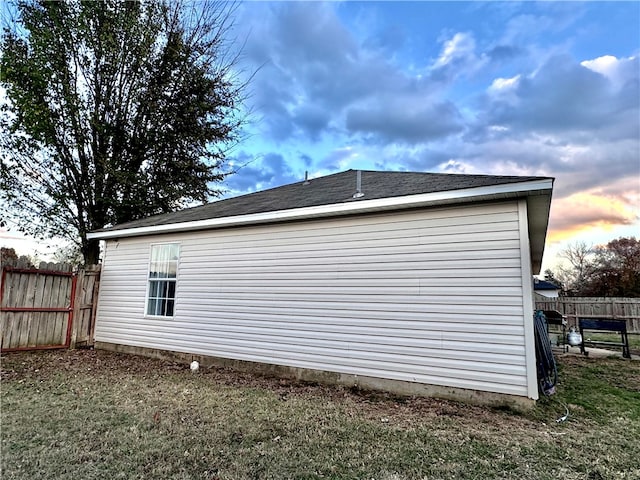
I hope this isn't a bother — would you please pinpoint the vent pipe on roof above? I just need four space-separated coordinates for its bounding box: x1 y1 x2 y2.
303 171 310 185
353 170 364 198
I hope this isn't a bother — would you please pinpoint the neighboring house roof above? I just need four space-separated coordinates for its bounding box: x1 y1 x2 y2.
88 169 554 272
534 279 560 291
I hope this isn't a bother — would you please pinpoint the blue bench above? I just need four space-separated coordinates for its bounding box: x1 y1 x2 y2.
578 318 631 359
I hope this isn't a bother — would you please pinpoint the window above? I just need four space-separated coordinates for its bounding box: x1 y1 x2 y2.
146 243 179 317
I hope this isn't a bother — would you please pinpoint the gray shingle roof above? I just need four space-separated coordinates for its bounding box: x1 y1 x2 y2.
94 169 552 232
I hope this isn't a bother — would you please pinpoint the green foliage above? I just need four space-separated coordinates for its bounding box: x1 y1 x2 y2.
1 0 246 264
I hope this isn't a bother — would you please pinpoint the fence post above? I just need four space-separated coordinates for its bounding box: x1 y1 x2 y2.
88 265 101 347
68 265 101 348
69 269 84 349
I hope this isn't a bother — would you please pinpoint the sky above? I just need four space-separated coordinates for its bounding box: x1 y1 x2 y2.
1 1 639 272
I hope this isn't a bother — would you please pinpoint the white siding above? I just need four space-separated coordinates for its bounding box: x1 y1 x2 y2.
96 201 534 397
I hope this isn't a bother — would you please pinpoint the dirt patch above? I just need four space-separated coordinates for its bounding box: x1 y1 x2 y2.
3 349 639 480
1 349 541 433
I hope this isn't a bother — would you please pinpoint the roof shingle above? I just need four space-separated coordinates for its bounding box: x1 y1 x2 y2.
95 169 551 232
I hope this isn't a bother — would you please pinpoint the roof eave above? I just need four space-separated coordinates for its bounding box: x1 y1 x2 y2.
87 178 553 241
526 187 553 275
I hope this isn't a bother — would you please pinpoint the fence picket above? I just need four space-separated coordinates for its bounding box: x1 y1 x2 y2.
1 265 101 351
535 295 640 333
18 273 37 348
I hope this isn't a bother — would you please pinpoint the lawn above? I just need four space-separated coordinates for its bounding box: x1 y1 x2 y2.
1 350 639 480
582 332 640 351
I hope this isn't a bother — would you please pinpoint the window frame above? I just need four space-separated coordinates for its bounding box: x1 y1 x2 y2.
144 242 180 318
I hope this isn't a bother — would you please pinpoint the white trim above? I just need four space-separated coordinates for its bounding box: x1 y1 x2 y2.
88 179 553 240
518 199 538 400
144 242 181 319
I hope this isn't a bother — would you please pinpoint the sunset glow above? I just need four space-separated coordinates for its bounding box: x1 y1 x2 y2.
1 2 638 272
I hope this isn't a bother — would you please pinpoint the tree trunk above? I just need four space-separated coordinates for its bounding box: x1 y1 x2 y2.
84 238 101 265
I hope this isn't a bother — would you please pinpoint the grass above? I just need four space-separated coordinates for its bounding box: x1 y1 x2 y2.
1 350 639 480
582 332 640 350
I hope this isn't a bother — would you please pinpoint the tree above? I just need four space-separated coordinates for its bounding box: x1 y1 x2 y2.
1 246 18 266
554 237 640 297
587 237 640 297
51 242 84 268
1 0 246 264
556 241 596 295
543 269 562 288
1 246 35 268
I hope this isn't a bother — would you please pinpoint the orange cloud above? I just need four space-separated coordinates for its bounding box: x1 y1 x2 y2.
547 191 638 243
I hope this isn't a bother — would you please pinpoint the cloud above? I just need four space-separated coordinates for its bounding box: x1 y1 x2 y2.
488 74 521 92
548 189 639 242
292 104 332 141
227 2 638 250
581 55 639 90
236 3 466 145
430 131 639 246
446 130 638 198
225 152 299 195
318 146 361 171
346 98 464 143
362 24 406 55
433 32 476 68
377 146 454 172
430 32 487 81
486 45 525 61
466 52 638 201
321 144 454 173
499 5 584 47
237 2 364 142
599 175 640 209
481 54 639 141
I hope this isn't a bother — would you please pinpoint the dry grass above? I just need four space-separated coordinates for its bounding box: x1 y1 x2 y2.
1 349 639 479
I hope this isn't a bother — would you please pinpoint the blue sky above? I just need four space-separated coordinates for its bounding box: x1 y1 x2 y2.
218 1 640 270
1 1 638 271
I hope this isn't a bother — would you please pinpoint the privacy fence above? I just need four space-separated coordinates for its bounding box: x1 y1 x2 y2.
535 294 640 333
1 262 101 351
3 265 637 349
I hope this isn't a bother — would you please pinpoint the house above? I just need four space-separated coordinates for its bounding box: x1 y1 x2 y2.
87 170 554 407
534 278 561 298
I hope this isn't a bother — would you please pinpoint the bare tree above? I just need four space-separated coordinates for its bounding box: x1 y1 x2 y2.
557 241 596 295
554 237 640 297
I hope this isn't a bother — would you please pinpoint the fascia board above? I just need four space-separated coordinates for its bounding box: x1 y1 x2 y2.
87 179 553 240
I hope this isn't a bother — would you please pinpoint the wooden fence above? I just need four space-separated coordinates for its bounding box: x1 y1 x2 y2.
0 263 101 351
70 266 101 348
535 295 640 333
